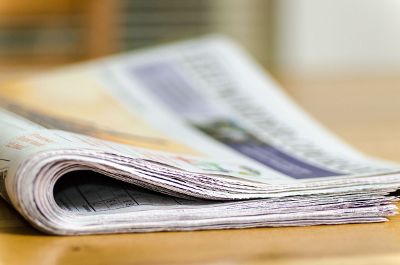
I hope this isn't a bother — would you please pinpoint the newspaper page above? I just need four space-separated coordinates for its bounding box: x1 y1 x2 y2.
0 35 400 235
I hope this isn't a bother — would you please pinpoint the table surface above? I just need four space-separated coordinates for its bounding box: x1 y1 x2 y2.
2 72 400 265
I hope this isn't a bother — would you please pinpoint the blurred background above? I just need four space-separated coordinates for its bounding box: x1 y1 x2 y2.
2 0 400 76
1 0 400 158
0 0 273 72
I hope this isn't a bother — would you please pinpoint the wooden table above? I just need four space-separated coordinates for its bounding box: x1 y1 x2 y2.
2 73 400 265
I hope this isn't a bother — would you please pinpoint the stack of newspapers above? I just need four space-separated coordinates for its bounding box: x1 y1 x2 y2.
1 36 400 235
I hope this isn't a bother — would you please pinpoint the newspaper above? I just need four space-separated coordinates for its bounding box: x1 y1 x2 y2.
0 35 400 235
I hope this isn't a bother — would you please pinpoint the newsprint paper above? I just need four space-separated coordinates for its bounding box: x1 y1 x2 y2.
1 36 400 235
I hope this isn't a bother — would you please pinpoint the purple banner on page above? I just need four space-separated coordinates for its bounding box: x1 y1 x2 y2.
131 63 343 179
227 143 340 178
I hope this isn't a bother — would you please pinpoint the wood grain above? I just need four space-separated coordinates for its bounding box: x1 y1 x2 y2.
1 74 400 265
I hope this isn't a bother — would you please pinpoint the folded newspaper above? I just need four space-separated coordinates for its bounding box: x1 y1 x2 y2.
1 35 400 235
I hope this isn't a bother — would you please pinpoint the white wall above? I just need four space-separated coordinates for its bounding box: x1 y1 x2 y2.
276 0 400 75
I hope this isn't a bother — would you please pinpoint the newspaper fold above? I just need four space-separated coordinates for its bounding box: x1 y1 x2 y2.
0 35 399 235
